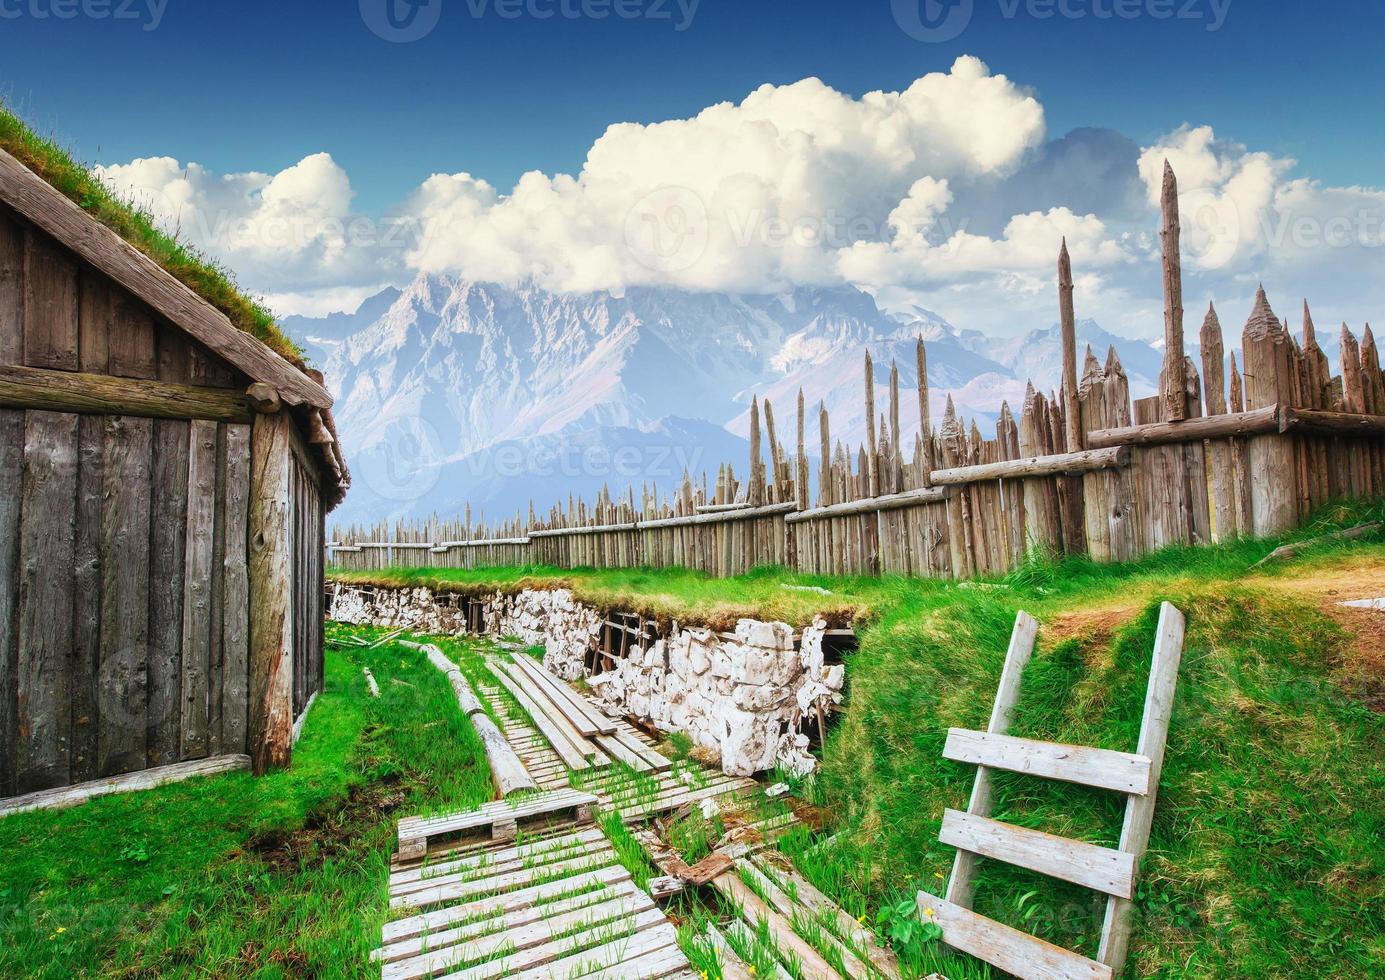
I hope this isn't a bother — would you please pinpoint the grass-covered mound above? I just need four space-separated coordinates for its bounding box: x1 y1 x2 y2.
0 103 302 362
811 555 1385 977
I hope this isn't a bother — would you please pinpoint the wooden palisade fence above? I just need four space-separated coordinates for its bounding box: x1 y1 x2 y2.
332 163 1385 579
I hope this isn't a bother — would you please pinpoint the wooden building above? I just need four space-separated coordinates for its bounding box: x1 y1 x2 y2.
0 147 349 802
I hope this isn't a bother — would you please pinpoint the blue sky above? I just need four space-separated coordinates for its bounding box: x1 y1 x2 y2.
2 0 1380 207
2 0 1382 336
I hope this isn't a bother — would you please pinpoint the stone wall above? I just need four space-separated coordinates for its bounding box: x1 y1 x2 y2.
326 582 843 776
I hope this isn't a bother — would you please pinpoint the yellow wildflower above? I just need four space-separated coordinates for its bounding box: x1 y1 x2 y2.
923 906 935 918
56 927 66 934
934 872 944 879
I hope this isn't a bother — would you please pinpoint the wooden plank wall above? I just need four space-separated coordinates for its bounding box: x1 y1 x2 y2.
289 434 325 718
0 210 262 797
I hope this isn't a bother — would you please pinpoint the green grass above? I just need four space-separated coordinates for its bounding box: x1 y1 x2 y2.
332 500 1385 977
0 624 492 977
0 103 301 362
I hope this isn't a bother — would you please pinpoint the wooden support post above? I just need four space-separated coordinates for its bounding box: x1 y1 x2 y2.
748 396 763 506
247 411 294 774
1199 303 1240 541
864 349 878 496
1159 161 1187 421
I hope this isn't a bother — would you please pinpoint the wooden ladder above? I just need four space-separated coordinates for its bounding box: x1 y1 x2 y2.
918 602 1186 980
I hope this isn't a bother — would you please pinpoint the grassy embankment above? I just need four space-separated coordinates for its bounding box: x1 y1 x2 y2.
335 500 1385 978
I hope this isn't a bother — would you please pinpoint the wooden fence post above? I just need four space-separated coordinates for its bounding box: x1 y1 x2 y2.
248 411 294 774
1241 289 1298 535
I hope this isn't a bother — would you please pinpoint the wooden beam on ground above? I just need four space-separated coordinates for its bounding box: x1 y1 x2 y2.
0 754 250 818
0 363 254 422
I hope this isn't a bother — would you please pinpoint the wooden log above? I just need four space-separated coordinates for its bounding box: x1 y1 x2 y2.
929 445 1128 484
404 640 537 797
1159 161 1187 421
1058 238 1083 450
1018 386 1061 557
784 485 952 524
748 396 763 506
1241 289 1298 535
0 147 331 409
917 337 933 485
1085 404 1280 448
0 753 250 818
247 411 294 774
0 363 254 422
1078 351 1112 561
1279 409 1385 438
1250 521 1381 567
1199 303 1240 541
864 350 878 496
637 501 796 530
245 382 281 414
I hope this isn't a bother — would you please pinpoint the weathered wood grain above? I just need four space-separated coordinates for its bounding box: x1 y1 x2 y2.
21 228 78 370
0 407 21 797
220 423 251 753
0 753 250 817
248 411 294 773
0 363 254 421
16 411 78 792
180 420 218 760
98 414 152 776
943 729 1152 795
941 809 1137 899
916 891 1113 980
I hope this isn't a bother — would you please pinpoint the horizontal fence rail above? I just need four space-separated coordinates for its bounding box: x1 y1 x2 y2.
332 166 1385 579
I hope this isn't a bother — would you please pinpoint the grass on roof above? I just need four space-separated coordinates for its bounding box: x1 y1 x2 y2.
0 102 303 364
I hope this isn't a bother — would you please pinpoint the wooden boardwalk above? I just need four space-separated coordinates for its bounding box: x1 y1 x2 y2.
378 648 899 979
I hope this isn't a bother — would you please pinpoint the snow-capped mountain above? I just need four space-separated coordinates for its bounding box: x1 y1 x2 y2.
282 276 1164 525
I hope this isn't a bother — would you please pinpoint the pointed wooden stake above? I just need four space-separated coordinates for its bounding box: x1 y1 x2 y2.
1160 161 1187 421
1058 238 1083 449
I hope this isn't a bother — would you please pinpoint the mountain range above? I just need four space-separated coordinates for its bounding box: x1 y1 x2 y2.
283 276 1167 528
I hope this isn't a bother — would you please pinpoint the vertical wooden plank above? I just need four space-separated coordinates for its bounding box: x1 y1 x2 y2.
70 275 108 784
221 423 251 754
22 231 79 370
946 611 1039 909
248 411 294 774
147 333 189 767
1058 239 1083 451
1 216 20 796
98 415 152 776
206 426 228 757
180 419 218 760
1099 602 1186 971
1200 304 1239 541
1181 359 1212 544
16 411 78 792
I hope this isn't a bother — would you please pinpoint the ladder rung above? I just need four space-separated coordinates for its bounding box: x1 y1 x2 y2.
944 728 1152 795
916 890 1113 980
940 810 1136 899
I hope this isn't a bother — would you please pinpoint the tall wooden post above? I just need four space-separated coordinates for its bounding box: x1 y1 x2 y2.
889 360 902 493
1200 303 1239 540
818 402 831 507
917 336 933 485
1058 239 1082 450
748 396 763 505
1160 161 1187 421
795 389 809 509
248 410 294 774
864 350 878 496
1241 288 1297 535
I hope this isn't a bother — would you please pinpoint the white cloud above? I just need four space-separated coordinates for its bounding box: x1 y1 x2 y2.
92 59 1385 335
